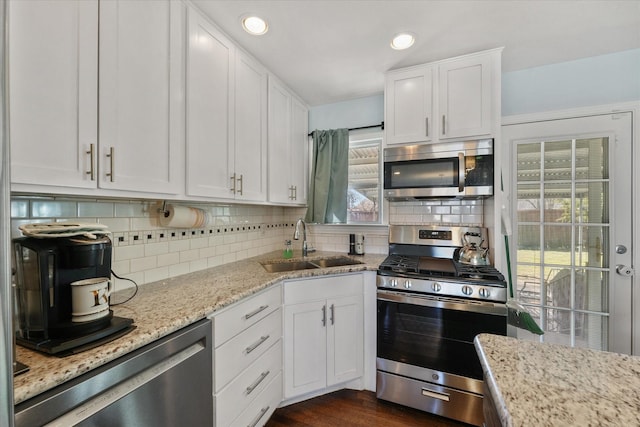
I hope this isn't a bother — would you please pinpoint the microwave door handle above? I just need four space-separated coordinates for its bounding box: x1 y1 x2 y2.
458 152 465 192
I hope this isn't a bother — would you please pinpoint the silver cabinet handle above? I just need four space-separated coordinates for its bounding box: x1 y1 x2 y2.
86 144 95 181
442 115 446 135
237 174 243 195
247 406 270 427
330 304 335 325
458 152 465 192
321 305 326 326
425 117 429 137
105 146 114 182
421 387 450 402
288 185 294 200
245 335 269 355
230 173 236 193
245 370 270 395
244 305 268 320
293 185 297 200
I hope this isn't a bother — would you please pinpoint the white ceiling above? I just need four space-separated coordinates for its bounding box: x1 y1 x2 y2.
192 0 640 107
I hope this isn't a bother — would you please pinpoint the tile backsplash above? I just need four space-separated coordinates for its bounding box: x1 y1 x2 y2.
10 196 483 290
388 199 484 225
11 196 306 288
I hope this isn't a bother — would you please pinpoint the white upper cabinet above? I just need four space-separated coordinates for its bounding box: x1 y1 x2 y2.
268 77 308 205
290 96 309 205
186 9 267 202
233 51 268 202
439 53 492 139
385 48 501 146
10 0 185 196
99 0 185 194
9 0 98 189
186 7 234 199
384 66 434 145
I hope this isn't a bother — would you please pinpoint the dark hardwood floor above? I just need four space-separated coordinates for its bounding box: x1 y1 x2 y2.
265 389 470 427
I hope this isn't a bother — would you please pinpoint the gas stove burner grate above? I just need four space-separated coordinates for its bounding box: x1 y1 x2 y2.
454 263 506 282
379 255 419 274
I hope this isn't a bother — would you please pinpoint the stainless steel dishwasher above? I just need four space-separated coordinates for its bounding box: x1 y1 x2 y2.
15 319 213 427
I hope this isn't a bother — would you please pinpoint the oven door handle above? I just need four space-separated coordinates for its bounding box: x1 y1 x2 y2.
376 289 507 316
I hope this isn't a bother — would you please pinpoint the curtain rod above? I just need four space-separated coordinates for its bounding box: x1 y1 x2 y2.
307 121 384 137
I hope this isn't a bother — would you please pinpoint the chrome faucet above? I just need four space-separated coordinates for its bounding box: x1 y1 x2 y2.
293 218 308 256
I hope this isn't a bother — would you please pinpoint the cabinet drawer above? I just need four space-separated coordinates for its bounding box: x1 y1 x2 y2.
213 285 281 347
215 341 282 427
214 308 282 391
284 273 362 304
230 371 282 427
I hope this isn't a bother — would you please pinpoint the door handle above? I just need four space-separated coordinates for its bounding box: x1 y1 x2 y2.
322 305 326 327
615 265 634 277
230 173 236 193
458 152 465 192
105 147 115 182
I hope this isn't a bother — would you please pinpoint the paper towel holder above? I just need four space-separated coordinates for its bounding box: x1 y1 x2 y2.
158 200 170 218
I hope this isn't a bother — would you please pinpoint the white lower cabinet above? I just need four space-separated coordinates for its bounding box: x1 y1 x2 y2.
283 274 364 399
209 285 282 427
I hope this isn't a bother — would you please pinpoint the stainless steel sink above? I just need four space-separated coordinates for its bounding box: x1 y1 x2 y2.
261 256 364 272
309 256 364 268
261 261 319 273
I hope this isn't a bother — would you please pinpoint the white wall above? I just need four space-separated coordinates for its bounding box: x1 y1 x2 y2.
309 49 640 125
502 48 640 116
308 93 383 131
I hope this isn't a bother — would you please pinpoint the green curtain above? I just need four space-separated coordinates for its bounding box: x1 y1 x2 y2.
305 129 349 223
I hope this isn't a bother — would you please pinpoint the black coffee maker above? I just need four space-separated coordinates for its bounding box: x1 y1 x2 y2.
13 235 134 356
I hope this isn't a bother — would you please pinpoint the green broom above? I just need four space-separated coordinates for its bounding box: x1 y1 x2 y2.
501 173 544 335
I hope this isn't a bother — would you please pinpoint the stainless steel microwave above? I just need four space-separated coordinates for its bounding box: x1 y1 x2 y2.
383 139 494 200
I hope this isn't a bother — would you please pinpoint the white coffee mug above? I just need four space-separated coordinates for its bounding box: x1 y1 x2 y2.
70 277 112 322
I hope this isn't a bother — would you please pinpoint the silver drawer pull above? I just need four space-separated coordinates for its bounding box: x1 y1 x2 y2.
245 370 270 395
247 406 270 427
421 387 450 402
244 305 268 320
245 335 269 355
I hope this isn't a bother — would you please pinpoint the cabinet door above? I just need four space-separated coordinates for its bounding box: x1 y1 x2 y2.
438 54 492 139
9 0 98 189
283 300 327 398
384 67 433 145
267 78 293 204
99 0 184 194
327 294 364 386
290 97 309 204
234 51 267 202
185 7 234 199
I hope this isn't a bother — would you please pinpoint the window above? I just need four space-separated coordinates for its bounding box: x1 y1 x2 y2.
347 133 382 224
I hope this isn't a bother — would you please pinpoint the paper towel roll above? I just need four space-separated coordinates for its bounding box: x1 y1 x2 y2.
160 205 209 229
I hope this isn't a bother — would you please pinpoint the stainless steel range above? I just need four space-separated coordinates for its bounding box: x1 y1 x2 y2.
376 225 507 426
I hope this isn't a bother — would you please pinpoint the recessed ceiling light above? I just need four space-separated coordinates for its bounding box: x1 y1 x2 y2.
390 33 415 50
242 15 268 36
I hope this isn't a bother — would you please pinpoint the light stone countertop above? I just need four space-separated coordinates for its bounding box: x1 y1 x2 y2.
474 333 640 426
14 250 385 406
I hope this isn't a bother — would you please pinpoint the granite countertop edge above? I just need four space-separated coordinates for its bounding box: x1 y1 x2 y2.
14 250 385 405
474 333 640 426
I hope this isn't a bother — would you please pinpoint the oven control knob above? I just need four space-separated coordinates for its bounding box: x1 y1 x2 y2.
462 285 473 296
404 280 412 289
479 288 491 299
389 279 398 288
431 282 442 292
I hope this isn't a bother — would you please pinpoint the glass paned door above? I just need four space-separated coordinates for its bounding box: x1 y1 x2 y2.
503 113 633 354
